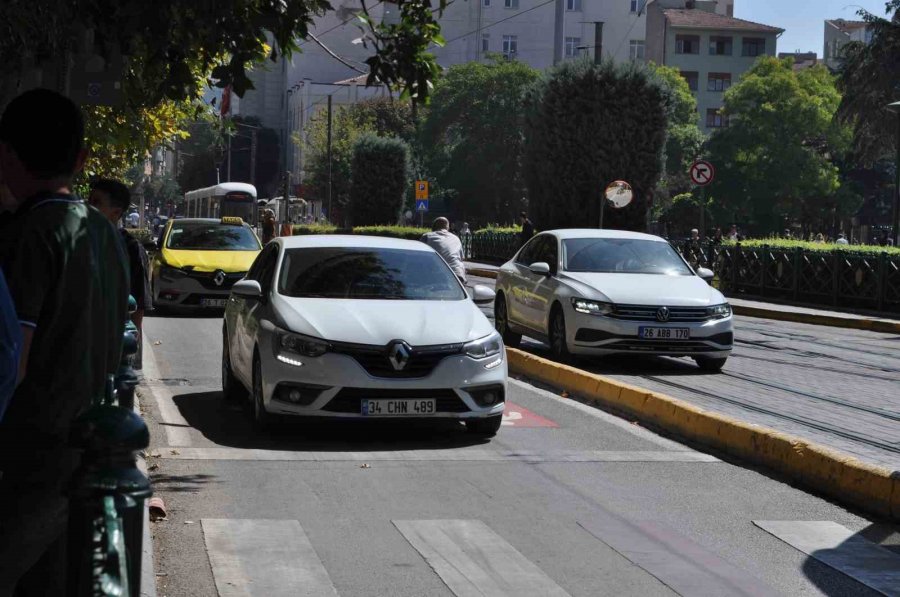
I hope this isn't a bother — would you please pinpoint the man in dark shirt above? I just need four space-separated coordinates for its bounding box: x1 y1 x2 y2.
519 211 535 247
0 89 128 594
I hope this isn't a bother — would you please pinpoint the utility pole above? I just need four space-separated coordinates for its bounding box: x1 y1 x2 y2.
249 129 258 188
593 22 604 64
553 0 564 64
226 133 232 182
327 94 333 224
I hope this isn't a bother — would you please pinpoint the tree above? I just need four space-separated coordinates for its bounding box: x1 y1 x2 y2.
420 58 540 224
706 57 847 233
522 58 670 231
176 119 228 192
227 116 282 197
350 134 410 225
835 1 900 164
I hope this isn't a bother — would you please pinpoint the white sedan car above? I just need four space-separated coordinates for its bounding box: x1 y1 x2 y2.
222 235 507 436
495 229 733 371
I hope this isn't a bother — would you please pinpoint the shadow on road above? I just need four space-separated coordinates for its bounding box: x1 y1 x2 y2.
146 308 224 320
522 339 708 377
149 472 219 494
172 391 491 452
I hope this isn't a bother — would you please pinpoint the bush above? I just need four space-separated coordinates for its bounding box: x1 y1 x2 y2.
291 224 428 241
727 239 900 256
293 224 342 235
473 225 521 235
523 58 669 232
350 134 410 226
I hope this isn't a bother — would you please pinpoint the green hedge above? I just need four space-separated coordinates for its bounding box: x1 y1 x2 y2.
726 239 900 257
292 224 428 240
473 225 521 235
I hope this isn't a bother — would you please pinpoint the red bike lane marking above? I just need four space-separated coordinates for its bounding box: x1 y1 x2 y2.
502 402 559 428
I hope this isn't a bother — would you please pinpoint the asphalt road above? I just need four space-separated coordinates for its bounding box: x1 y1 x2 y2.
140 313 899 597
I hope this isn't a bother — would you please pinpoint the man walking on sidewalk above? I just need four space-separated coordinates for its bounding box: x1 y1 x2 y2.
0 89 128 595
421 217 467 284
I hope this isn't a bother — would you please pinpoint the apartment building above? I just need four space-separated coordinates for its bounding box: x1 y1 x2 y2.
646 0 781 132
778 51 818 71
823 19 872 71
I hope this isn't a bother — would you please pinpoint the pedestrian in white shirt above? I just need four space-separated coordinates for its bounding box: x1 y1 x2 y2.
420 217 467 284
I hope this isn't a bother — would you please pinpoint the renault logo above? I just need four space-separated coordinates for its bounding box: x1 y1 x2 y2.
388 341 412 371
213 270 226 287
656 307 670 322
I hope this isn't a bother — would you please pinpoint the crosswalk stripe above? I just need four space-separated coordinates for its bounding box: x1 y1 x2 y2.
395 519 570 597
579 518 778 596
161 447 720 463
202 519 338 597
754 520 900 596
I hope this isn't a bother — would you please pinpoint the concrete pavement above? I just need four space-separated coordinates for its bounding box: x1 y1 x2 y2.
140 314 899 596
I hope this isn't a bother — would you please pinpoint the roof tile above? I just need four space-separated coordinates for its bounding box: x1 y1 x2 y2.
663 9 783 33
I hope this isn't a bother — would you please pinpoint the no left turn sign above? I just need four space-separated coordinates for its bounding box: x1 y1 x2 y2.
690 160 715 186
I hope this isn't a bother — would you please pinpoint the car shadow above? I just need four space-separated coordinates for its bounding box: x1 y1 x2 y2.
521 339 710 377
146 308 224 320
171 391 492 451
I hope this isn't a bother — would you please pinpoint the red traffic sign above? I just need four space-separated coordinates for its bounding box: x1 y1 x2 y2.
690 160 715 186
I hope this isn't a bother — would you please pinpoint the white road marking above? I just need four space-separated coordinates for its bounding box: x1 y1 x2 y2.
508 378 694 451
141 335 193 447
754 520 900 596
395 519 570 597
202 519 338 597
159 447 720 463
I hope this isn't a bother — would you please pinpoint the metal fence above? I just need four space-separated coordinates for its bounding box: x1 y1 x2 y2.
466 232 521 263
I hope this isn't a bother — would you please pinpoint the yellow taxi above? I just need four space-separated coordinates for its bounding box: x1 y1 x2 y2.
151 217 262 310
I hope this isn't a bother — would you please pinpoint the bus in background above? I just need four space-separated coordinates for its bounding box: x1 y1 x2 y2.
184 183 257 224
263 196 307 224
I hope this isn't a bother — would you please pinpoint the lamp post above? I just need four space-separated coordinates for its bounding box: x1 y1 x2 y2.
888 101 900 247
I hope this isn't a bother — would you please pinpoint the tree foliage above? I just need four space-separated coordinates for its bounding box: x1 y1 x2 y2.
835 0 900 163
227 117 282 197
350 134 410 225
420 58 540 224
707 57 848 233
522 58 670 231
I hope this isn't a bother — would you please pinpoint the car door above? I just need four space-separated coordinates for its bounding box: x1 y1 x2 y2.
517 235 560 331
506 237 541 328
243 244 279 366
231 245 275 381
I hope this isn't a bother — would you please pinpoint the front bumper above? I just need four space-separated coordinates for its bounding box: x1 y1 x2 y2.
259 334 508 420
566 304 733 358
154 270 246 308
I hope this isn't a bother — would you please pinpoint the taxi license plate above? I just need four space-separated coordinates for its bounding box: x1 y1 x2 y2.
639 327 690 340
200 298 227 307
361 399 436 416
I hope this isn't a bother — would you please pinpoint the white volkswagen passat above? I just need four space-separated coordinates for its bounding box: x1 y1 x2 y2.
494 229 733 371
222 235 507 436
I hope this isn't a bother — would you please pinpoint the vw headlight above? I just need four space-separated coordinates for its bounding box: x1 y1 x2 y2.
571 298 613 316
160 265 186 280
706 303 732 320
274 329 330 358
464 331 503 359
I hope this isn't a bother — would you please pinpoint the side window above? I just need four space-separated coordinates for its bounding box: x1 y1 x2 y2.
246 246 270 281
258 247 280 291
533 236 558 274
516 237 541 265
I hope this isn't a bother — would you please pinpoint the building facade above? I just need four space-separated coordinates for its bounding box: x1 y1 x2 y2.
823 19 872 71
646 0 781 132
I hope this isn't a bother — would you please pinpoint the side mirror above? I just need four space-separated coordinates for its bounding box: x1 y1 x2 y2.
232 279 263 298
697 267 715 282
155 235 164 250
471 284 496 304
529 262 551 276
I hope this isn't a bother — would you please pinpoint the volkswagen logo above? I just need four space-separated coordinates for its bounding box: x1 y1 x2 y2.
213 270 226 287
388 341 412 371
656 307 670 322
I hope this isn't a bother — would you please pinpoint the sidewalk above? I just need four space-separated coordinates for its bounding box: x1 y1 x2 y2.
464 261 900 334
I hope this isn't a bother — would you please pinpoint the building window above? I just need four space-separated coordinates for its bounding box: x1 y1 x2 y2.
504 0 519 8
566 0 581 10
502 35 518 58
706 108 728 128
681 71 699 92
483 0 490 6
709 36 732 56
742 37 766 57
482 34 490 52
629 40 645 60
630 0 639 13
707 72 732 92
727 4 734 16
565 37 581 58
676 35 700 54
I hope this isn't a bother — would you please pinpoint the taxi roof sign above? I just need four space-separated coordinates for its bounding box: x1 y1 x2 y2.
221 216 244 225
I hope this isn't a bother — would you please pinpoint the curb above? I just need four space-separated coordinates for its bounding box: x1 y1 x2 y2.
463 267 900 333
134 396 157 597
506 347 900 521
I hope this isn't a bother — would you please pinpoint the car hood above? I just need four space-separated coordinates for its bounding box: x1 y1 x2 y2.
272 296 495 345
559 271 725 306
160 248 259 273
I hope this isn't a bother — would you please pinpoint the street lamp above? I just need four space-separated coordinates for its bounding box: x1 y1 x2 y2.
888 101 900 247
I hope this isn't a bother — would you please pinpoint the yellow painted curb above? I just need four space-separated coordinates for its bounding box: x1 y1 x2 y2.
506 347 900 521
731 304 900 334
467 268 499 279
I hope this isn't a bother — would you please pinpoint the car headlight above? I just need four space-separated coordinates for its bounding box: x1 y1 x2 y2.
160 265 186 279
571 298 613 316
274 329 330 358
706 303 732 319
464 331 503 359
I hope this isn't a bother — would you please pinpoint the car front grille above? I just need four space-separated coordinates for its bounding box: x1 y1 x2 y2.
186 270 246 290
575 329 733 346
330 342 463 379
608 304 710 323
606 340 717 352
323 387 468 413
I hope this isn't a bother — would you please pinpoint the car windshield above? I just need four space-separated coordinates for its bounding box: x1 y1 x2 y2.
278 247 467 300
563 238 693 275
166 223 260 251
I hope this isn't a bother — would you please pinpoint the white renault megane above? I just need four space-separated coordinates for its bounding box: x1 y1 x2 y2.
222 235 507 436
494 229 733 371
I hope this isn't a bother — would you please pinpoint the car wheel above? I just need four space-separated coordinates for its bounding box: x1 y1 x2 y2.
222 328 246 402
252 355 275 430
695 357 727 372
465 415 502 438
549 306 571 362
494 295 521 348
